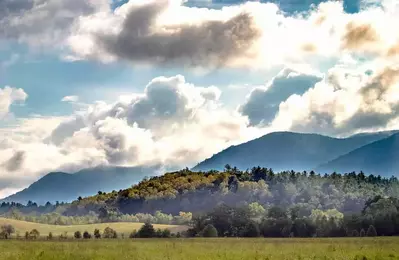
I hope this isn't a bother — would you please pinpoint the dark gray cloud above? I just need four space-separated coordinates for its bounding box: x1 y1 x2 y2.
96 1 260 67
0 0 34 17
48 116 86 146
0 0 105 45
240 68 322 126
2 151 25 172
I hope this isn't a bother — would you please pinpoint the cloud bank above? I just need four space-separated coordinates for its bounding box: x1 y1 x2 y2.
1 0 397 69
272 64 399 135
0 76 262 197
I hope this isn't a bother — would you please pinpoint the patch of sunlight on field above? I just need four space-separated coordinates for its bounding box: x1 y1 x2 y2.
0 238 399 260
0 217 187 237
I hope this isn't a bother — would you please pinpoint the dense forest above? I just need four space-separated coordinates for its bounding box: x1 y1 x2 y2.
67 166 399 216
1 166 399 237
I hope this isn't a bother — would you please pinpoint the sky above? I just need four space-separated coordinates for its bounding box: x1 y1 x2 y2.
0 0 399 198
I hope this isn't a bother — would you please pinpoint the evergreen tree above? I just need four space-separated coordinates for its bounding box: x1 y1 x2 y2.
138 223 156 238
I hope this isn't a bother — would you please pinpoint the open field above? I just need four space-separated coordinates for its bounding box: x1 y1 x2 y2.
0 238 399 260
0 217 187 237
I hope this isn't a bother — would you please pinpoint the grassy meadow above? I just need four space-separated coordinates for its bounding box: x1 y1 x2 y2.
0 217 187 237
0 237 398 260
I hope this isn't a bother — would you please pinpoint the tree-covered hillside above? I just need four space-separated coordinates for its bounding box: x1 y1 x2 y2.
65 167 399 217
2 167 399 237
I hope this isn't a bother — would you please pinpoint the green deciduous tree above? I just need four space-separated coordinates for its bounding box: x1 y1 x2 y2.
0 224 15 239
367 225 377 237
201 224 218 237
103 227 117 239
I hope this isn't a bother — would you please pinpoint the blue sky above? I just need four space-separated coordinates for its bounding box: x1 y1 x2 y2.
0 0 398 197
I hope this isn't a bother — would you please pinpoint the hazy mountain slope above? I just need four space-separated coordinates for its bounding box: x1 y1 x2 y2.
348 130 399 140
193 131 397 172
316 133 399 176
1 166 160 205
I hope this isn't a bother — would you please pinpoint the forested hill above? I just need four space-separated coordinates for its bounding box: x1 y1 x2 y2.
192 131 398 173
2 168 399 238
63 167 399 217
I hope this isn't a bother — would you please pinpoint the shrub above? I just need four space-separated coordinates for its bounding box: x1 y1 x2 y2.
103 227 117 239
94 229 101 239
130 231 137 238
29 229 40 239
351 230 360 237
83 231 92 239
0 224 15 239
48 232 53 240
162 229 171 238
155 228 163 238
74 231 82 239
367 225 377 237
360 229 366 237
59 232 68 240
138 223 156 238
201 224 218 237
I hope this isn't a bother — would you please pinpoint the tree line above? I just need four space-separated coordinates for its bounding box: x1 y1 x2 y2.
1 166 399 234
0 223 180 240
184 199 394 238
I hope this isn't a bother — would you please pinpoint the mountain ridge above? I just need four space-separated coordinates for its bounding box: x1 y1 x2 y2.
316 133 399 176
193 130 399 173
1 166 162 205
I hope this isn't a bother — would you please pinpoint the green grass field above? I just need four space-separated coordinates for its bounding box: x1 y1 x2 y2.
0 217 187 237
0 238 398 260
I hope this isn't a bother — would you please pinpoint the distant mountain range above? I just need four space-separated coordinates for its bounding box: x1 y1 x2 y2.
1 166 161 205
193 130 399 175
317 133 399 176
3 130 399 205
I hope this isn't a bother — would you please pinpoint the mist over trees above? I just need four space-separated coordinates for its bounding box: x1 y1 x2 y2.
63 167 399 217
1 166 399 237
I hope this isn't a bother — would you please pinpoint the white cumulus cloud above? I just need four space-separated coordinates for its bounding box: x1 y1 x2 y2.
0 86 28 119
0 75 264 198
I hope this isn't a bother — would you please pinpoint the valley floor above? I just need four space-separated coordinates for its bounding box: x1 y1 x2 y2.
0 237 398 260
